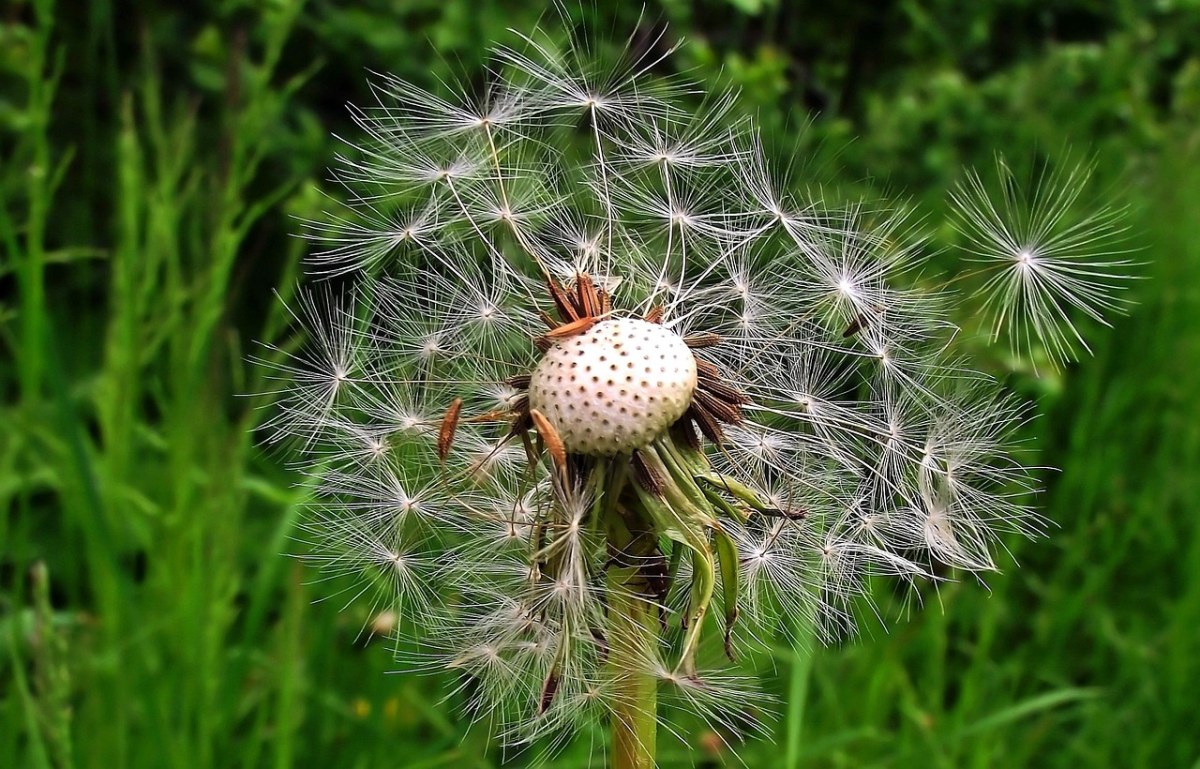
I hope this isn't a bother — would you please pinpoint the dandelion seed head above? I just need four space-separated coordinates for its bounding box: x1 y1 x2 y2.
263 18 1133 753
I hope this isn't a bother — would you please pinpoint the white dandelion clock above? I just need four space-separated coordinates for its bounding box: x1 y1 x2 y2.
260 21 1134 768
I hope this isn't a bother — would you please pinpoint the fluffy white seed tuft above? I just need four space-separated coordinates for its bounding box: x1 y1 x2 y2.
528 319 697 456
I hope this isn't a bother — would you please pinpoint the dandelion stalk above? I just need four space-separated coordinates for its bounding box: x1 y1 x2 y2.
602 458 660 769
261 18 1133 765
607 564 658 769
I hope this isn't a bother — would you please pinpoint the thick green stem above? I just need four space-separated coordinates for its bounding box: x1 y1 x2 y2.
608 565 658 769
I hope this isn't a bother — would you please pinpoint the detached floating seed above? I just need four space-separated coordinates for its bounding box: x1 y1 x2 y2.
528 318 698 456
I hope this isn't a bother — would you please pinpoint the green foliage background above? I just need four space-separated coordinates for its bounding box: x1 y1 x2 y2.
3 0 1199 767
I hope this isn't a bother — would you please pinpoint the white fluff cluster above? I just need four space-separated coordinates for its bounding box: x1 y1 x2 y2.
258 22 1130 752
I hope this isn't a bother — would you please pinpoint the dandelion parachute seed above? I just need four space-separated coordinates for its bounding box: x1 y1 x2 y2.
261 20 1132 763
949 155 1135 366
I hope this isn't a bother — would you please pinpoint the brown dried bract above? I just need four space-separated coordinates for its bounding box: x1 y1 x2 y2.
597 285 612 315
694 357 721 380
701 377 751 405
631 450 665 495
538 671 560 714
574 273 600 318
546 277 581 323
537 272 613 347
684 332 721 349
841 313 867 338
529 408 568 479
693 388 745 425
437 398 464 463
681 347 751 448
541 315 600 341
686 402 724 444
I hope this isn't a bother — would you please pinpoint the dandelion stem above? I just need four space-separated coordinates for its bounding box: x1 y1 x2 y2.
607 563 658 769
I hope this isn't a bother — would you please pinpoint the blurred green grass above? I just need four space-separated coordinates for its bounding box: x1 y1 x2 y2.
3 1 1199 767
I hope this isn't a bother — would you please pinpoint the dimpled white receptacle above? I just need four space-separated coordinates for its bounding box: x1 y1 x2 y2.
528 318 698 456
